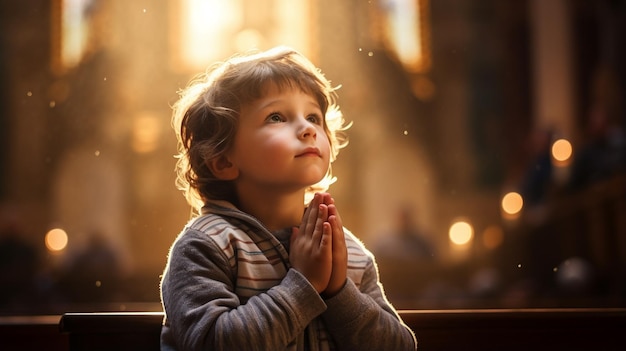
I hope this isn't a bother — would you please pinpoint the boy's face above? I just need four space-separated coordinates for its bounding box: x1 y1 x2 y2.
226 83 331 193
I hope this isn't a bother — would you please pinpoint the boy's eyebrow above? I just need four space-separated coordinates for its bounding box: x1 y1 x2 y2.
255 98 282 110
255 96 321 111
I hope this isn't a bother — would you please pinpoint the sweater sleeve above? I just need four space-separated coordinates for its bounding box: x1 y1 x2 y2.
161 229 327 351
321 259 418 350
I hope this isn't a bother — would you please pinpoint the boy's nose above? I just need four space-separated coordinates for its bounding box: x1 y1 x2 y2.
298 121 317 140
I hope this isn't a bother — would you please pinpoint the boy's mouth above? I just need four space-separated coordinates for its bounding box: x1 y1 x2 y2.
296 147 321 157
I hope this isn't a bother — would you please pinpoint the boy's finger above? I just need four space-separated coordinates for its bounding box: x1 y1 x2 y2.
302 194 321 236
312 204 328 241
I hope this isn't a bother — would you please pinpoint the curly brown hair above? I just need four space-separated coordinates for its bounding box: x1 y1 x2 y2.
172 46 349 212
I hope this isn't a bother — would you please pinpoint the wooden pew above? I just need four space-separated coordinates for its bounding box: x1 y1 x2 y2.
57 308 626 351
0 315 68 351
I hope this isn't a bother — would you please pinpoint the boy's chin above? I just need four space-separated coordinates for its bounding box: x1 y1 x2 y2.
306 178 333 192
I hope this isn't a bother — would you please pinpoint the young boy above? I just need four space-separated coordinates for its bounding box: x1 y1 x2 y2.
160 46 417 350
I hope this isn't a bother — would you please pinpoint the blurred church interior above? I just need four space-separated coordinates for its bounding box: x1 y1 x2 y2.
0 0 624 314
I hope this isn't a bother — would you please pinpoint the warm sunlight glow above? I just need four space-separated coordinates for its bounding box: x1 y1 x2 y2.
60 0 93 69
449 220 473 246
45 228 68 252
502 191 524 215
382 0 430 72
174 0 311 71
180 0 243 69
551 138 573 164
234 29 265 53
132 113 162 153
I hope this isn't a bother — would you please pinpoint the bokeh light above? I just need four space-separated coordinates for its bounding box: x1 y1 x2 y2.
132 113 161 153
501 191 524 216
482 225 504 250
555 257 594 293
45 228 69 252
449 220 473 245
551 138 573 164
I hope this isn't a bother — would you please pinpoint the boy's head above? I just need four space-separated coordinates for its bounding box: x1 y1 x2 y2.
172 46 348 211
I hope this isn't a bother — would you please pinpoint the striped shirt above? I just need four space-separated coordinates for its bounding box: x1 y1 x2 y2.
160 201 417 351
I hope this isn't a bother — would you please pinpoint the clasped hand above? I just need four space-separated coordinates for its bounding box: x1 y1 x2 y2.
290 193 348 297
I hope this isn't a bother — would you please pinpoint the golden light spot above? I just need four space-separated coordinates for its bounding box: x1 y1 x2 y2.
551 138 573 164
502 191 523 215
449 220 473 245
45 228 68 252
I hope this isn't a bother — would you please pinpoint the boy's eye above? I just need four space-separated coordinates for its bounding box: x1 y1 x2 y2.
266 113 284 123
307 114 323 125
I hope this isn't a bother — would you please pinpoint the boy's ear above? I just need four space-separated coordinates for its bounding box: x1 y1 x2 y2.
208 155 239 180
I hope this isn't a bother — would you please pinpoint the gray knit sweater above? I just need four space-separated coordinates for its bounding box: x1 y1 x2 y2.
160 201 417 350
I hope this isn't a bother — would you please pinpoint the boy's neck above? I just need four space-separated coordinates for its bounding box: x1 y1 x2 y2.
236 188 306 232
